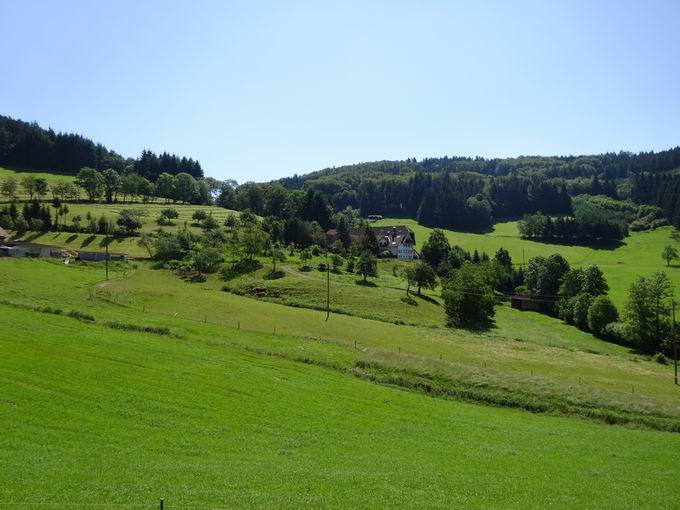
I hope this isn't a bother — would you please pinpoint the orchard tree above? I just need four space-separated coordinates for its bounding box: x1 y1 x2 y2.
34 178 49 199
331 253 344 272
357 252 378 282
21 175 37 200
1 177 18 199
271 247 286 272
75 167 104 201
299 247 312 269
409 261 437 295
662 245 678 267
116 209 142 235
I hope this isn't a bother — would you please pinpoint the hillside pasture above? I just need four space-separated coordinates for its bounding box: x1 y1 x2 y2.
0 166 75 202
3 258 680 432
374 218 680 307
3 302 680 508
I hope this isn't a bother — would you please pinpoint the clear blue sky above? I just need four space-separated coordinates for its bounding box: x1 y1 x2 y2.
2 0 679 182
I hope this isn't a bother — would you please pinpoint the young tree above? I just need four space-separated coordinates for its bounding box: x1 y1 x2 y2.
442 262 496 328
202 213 218 231
588 295 618 337
662 244 678 267
270 247 286 272
330 253 344 272
410 261 437 295
227 228 241 264
34 178 49 199
1 177 18 199
20 175 37 200
241 224 268 260
299 247 312 269
224 213 238 230
357 252 378 282
494 248 512 269
193 246 223 275
75 167 104 201
116 210 142 235
192 210 208 224
102 168 121 203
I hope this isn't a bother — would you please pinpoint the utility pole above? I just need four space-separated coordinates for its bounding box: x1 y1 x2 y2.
673 299 678 385
325 250 330 322
105 232 109 281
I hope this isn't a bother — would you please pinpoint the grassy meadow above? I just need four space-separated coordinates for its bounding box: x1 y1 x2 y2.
0 166 75 202
4 302 680 508
3 258 680 432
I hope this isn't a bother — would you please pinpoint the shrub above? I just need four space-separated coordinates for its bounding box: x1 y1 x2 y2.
588 295 618 337
67 310 96 322
442 262 495 328
654 352 670 365
601 321 631 345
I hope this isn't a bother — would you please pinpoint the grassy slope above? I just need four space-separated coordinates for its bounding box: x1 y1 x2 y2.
3 259 680 430
0 166 75 202
2 304 680 508
374 218 680 307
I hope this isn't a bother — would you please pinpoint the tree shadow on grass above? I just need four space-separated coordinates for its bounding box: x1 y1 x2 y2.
80 235 96 248
265 270 285 280
448 316 497 333
413 293 440 305
65 234 78 244
355 279 377 287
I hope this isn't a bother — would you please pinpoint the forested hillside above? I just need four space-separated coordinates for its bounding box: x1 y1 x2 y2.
276 149 680 232
0 114 203 179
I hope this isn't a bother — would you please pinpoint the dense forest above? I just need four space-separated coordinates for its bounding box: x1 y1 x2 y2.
0 115 203 179
2 113 680 234
274 148 680 232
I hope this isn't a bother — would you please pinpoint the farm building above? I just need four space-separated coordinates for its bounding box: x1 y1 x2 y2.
0 242 62 258
510 295 552 313
325 225 419 260
78 251 126 262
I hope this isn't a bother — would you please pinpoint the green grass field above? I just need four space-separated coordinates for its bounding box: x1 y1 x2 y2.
0 166 75 202
374 218 680 307
3 258 680 432
4 303 680 508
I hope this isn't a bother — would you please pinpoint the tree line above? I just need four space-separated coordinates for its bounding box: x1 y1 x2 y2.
0 115 202 178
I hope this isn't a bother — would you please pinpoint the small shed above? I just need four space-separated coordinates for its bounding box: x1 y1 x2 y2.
78 251 126 262
0 245 29 258
510 295 551 313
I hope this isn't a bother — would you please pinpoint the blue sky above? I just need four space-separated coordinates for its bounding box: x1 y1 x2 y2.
2 0 679 182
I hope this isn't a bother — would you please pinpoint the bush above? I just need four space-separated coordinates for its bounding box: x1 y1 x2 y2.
442 262 495 329
67 310 96 322
654 352 670 365
587 295 618 337
601 321 631 345
346 258 355 273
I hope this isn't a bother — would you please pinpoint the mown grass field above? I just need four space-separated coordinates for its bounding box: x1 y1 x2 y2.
3 258 680 432
4 302 680 508
0 166 75 202
374 218 680 307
